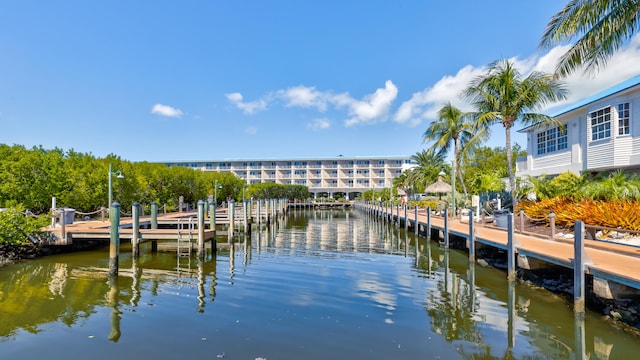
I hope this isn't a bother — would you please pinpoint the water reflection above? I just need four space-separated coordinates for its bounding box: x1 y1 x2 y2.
0 209 635 359
108 276 121 342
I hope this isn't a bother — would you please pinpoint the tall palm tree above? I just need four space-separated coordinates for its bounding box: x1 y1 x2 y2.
423 102 478 201
539 0 640 77
464 59 568 209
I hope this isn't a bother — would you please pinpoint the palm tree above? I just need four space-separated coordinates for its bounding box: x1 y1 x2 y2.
423 102 479 202
464 59 568 209
539 0 640 77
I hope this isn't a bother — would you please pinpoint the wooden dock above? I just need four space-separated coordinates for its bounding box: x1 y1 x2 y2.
356 202 640 299
44 199 290 246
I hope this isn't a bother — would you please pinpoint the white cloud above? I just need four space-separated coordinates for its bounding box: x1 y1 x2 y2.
307 118 330 131
224 36 640 131
393 65 484 126
151 103 183 118
335 80 398 127
277 85 328 111
393 34 640 126
225 92 268 114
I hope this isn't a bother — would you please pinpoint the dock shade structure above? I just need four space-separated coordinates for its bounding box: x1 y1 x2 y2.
424 178 452 199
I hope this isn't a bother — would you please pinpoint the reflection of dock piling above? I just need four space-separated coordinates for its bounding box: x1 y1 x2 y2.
357 201 640 316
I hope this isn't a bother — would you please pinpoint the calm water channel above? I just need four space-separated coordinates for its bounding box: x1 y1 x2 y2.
1 209 639 359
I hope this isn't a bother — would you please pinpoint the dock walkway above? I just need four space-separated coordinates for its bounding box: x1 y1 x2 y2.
357 202 640 293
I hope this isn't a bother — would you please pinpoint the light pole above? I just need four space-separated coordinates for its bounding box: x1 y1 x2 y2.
214 180 222 206
242 184 248 203
108 163 125 208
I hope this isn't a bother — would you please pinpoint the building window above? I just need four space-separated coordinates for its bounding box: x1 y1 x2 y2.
590 107 611 141
536 126 567 155
536 132 546 155
618 103 630 135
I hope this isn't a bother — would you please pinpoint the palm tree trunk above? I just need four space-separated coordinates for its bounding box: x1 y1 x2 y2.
458 167 468 200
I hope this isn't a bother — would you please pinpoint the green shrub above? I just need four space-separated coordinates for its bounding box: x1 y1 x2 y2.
0 207 50 245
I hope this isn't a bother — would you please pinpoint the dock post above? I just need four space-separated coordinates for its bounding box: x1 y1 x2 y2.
507 213 516 281
243 201 248 234
404 204 408 232
197 200 205 257
60 208 66 242
229 201 235 236
51 197 57 227
132 202 140 258
109 202 121 277
574 220 586 315
414 206 419 236
150 202 158 252
444 208 449 248
427 207 431 238
209 202 217 230
257 199 262 227
468 208 475 262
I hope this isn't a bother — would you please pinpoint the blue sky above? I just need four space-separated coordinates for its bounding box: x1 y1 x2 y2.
2 1 640 162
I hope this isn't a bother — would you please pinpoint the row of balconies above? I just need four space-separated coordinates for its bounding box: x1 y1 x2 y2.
241 173 399 180
206 162 405 170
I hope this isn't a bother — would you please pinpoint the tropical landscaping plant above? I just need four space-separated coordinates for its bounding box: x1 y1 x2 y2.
519 198 640 231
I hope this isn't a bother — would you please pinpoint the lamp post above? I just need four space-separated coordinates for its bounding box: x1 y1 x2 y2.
214 180 222 206
108 163 125 208
242 184 247 203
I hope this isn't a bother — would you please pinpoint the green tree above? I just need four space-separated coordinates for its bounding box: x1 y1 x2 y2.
540 0 640 77
465 59 568 209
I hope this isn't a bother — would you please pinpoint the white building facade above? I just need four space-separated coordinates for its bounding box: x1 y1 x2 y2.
163 156 415 200
516 75 640 178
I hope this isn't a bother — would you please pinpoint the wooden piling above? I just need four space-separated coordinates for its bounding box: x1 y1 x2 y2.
414 206 419 236
197 200 205 257
507 213 516 281
109 202 120 277
444 208 449 248
132 202 140 258
209 202 217 230
404 204 408 232
150 201 158 252
426 207 431 238
243 201 249 234
468 208 475 262
574 220 586 315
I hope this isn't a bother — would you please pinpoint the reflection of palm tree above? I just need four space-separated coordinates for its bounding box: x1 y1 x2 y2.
540 0 640 77
465 60 567 209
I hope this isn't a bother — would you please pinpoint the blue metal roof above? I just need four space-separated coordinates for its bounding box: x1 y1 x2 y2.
552 73 640 117
519 73 640 132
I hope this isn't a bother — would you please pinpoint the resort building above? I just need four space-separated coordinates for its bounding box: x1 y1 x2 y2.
516 74 640 178
163 156 415 200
